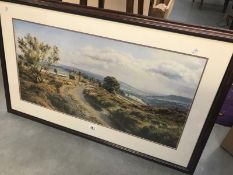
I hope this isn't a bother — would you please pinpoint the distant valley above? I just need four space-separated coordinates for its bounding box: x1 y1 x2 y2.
52 64 192 112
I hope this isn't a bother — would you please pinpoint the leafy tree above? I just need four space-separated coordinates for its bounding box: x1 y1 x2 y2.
17 33 60 83
103 76 120 94
54 68 58 75
69 72 75 80
119 90 125 96
83 74 88 79
78 71 81 82
89 77 95 82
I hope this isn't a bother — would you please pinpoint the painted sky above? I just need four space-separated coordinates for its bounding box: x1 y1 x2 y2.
13 19 207 98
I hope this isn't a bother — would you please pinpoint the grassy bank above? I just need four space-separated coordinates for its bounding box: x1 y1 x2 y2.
19 63 187 148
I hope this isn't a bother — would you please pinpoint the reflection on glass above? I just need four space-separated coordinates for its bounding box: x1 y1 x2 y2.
61 0 233 30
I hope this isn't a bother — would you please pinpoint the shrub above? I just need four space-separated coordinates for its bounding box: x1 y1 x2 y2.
111 109 140 133
69 74 75 80
48 94 76 115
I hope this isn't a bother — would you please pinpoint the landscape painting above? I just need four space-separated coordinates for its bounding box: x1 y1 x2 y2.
13 19 207 148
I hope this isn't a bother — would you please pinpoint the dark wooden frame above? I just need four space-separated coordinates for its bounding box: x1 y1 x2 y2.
0 0 233 174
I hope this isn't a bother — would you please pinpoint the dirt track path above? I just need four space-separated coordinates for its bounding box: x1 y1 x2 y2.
61 84 112 127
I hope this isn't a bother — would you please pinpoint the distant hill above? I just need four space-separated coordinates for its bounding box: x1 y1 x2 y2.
52 64 192 111
149 95 192 104
143 95 192 112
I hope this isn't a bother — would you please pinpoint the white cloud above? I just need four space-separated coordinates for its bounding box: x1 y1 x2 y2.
60 46 206 99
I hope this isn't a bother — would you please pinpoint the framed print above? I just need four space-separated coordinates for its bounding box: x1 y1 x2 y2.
0 0 233 174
